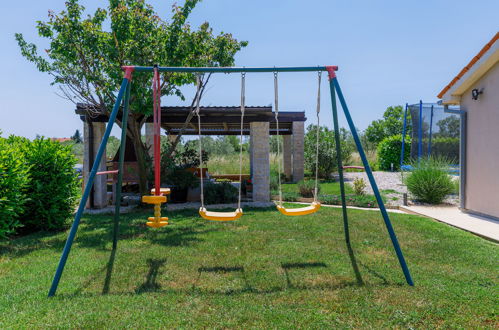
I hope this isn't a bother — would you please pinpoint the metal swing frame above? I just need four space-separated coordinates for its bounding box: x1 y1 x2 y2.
48 65 413 297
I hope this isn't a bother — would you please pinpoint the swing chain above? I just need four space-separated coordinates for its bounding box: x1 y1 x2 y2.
314 71 321 202
274 71 283 206
238 72 246 209
194 74 204 208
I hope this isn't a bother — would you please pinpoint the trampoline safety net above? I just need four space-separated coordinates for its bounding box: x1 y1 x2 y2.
405 103 460 164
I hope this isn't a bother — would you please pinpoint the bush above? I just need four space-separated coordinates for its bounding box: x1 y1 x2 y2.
269 173 279 192
297 180 320 198
405 157 454 204
20 138 80 232
0 137 30 237
377 134 410 171
204 182 238 204
165 168 199 190
319 194 379 208
352 177 366 196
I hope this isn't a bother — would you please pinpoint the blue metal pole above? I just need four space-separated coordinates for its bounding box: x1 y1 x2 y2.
428 105 434 158
112 81 131 250
418 100 423 161
400 103 408 169
332 76 414 286
328 77 350 244
48 77 130 297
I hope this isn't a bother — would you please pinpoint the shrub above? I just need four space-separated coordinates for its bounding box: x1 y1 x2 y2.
405 157 454 204
204 182 238 204
319 194 379 208
281 191 300 202
352 177 366 196
165 168 199 190
377 134 410 171
269 172 279 192
0 137 30 237
297 180 320 198
20 138 80 232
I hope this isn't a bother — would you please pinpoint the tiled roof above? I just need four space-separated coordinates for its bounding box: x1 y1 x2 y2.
437 32 499 99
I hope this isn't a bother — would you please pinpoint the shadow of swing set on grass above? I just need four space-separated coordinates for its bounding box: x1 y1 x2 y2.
47 65 414 297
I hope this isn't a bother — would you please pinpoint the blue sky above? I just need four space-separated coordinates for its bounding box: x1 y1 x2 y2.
0 0 497 139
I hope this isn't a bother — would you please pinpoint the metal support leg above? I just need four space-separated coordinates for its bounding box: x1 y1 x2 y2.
328 79 350 244
48 78 130 297
400 103 408 169
332 76 414 286
112 82 131 250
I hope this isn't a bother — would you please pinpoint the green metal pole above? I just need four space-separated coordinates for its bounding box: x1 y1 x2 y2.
112 81 131 250
332 75 414 286
328 78 350 244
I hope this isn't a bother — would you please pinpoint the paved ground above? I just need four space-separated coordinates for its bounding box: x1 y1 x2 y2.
400 205 499 242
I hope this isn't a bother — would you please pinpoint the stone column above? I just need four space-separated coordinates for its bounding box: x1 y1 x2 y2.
83 121 108 209
283 135 292 181
250 122 270 202
249 133 253 178
292 121 305 182
145 123 154 159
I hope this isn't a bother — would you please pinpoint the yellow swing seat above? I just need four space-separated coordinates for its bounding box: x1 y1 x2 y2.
199 207 243 221
276 201 321 216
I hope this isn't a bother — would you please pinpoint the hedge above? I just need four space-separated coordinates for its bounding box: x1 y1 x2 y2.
0 136 80 236
0 137 30 237
377 134 410 171
20 138 80 232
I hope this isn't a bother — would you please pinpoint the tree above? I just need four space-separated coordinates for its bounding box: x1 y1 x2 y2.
16 0 247 195
365 105 411 146
304 124 353 179
435 116 459 138
71 129 82 143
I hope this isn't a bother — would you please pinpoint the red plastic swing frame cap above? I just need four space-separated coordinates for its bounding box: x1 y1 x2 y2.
325 66 338 80
122 66 135 81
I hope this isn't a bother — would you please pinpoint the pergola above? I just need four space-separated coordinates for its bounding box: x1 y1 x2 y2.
76 104 307 208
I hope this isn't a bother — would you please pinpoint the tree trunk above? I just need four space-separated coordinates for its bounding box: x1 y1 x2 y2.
127 117 149 197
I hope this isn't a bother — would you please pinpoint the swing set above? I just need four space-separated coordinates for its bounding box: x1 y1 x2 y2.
48 65 414 297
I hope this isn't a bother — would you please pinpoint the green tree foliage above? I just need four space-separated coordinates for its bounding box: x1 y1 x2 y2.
269 135 282 154
304 124 353 179
185 136 240 156
16 0 247 195
365 105 410 146
71 129 83 143
435 116 460 138
377 134 410 171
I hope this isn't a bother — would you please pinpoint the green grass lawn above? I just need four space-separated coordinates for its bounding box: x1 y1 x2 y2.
0 207 497 327
281 181 354 195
